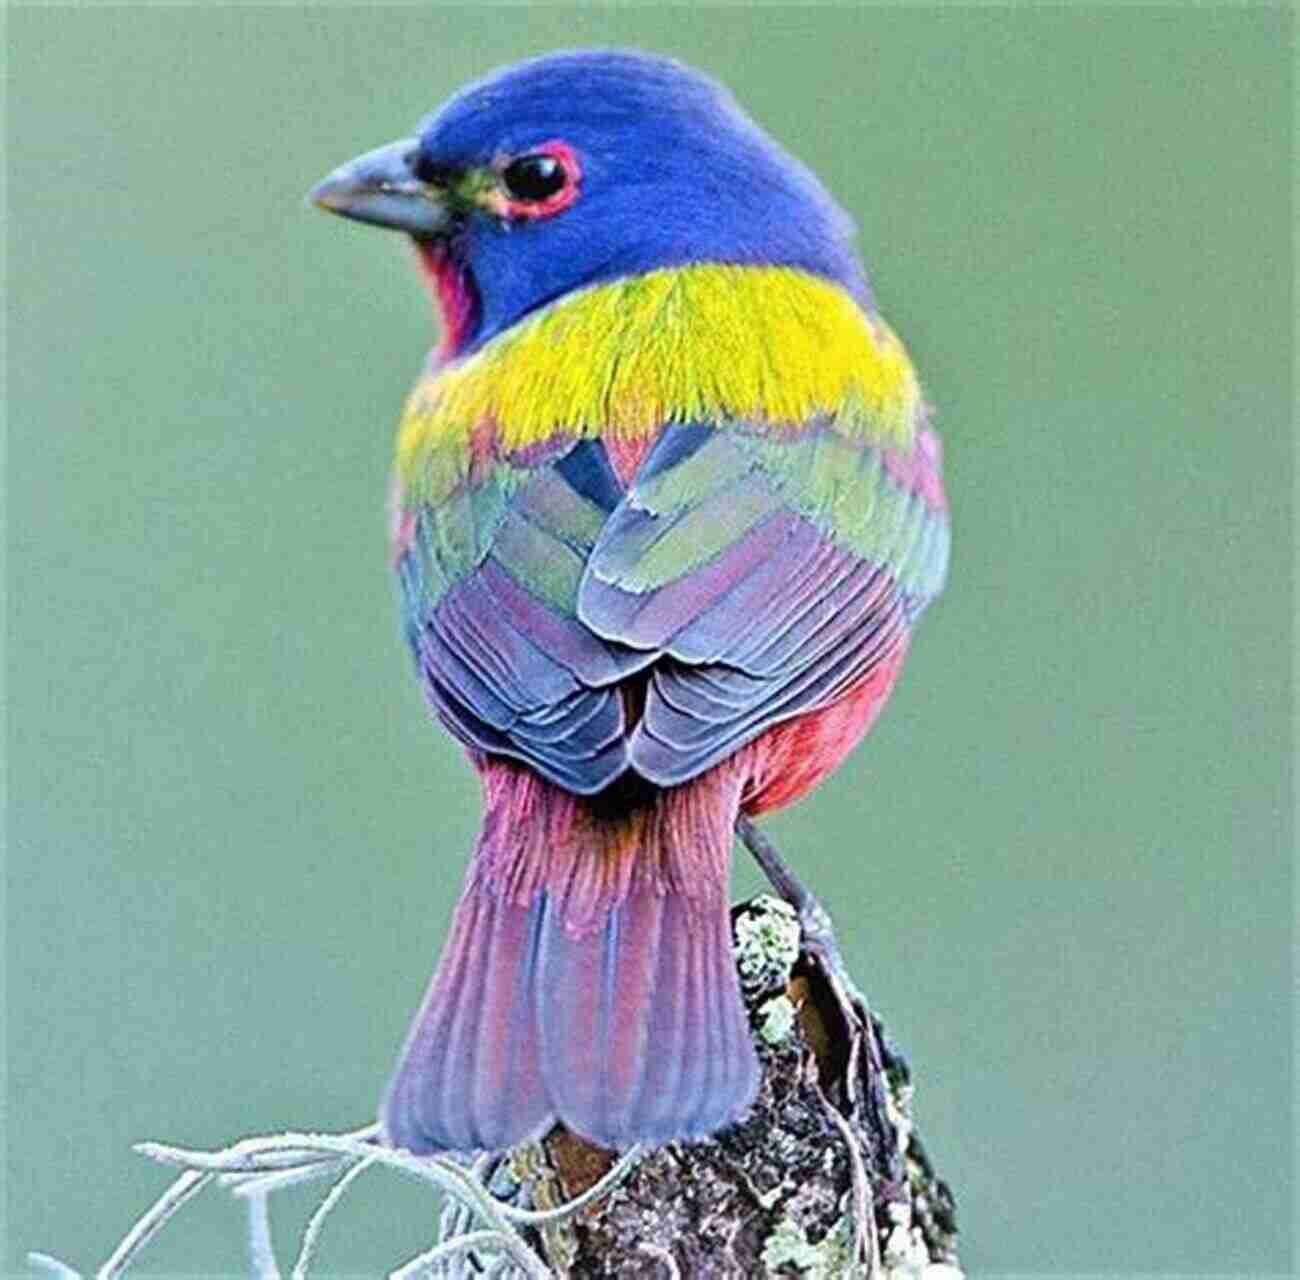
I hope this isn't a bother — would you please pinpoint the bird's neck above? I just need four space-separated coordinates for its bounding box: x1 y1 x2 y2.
414 240 480 359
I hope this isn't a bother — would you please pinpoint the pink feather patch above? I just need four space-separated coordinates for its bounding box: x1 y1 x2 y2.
414 240 480 358
881 425 947 512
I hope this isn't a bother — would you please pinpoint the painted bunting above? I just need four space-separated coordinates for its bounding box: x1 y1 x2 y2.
311 49 948 1154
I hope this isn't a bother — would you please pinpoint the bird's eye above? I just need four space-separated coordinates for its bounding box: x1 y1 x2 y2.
502 154 567 202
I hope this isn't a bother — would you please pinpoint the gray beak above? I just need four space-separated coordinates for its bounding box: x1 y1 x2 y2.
309 138 455 237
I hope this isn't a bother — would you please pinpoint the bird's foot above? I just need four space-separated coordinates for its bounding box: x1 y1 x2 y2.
736 816 864 1050
734 816 912 1111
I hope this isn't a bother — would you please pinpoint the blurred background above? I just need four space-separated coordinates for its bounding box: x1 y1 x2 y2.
7 5 1292 1275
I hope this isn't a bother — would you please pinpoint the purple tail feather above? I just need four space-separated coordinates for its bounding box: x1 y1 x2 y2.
382 762 760 1152
381 885 552 1152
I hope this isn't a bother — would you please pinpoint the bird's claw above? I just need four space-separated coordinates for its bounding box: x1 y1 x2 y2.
735 815 863 1037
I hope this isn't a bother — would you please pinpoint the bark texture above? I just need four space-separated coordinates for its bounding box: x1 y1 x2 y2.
440 895 961 1278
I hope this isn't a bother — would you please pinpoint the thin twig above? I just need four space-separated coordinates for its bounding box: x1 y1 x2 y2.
95 1169 214 1279
823 1099 878 1278
292 1154 379 1278
136 1135 354 1174
494 1144 643 1227
246 1190 281 1280
128 1132 542 1273
226 1157 351 1200
26 1253 82 1279
221 1123 380 1196
438 1152 499 1249
390 1230 530 1280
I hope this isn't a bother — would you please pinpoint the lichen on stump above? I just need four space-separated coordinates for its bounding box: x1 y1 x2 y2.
437 895 961 1278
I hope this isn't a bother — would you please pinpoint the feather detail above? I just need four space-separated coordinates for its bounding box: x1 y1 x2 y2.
382 758 760 1152
396 444 649 793
395 264 921 507
575 418 944 786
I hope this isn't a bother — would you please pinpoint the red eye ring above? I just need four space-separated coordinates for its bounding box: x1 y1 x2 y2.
496 141 581 220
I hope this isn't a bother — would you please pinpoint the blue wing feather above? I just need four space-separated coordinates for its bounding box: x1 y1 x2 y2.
579 420 945 786
399 414 946 793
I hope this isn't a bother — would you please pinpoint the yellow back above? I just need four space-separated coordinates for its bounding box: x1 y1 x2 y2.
396 263 921 499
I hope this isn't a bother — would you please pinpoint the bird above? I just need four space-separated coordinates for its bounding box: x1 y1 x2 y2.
310 49 948 1156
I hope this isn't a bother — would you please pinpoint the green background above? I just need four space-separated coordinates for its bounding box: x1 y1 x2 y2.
6 5 1293 1275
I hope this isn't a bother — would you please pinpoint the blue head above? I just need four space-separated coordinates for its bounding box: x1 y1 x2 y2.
313 50 871 354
